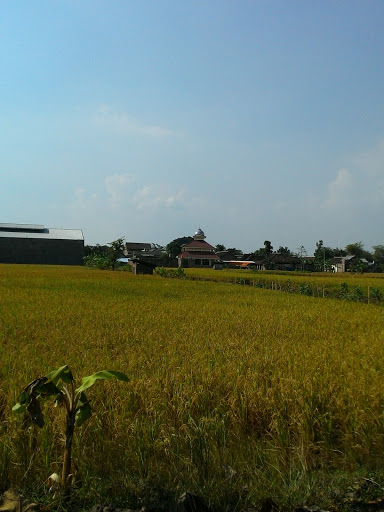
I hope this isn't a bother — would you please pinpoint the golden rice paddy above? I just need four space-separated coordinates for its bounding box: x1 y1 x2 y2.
1 265 384 510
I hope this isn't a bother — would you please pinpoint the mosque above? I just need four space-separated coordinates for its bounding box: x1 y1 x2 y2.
177 228 220 268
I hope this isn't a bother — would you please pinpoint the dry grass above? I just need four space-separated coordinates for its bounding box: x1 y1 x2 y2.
1 265 384 510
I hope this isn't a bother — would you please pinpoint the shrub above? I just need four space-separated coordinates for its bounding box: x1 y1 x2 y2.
351 286 364 302
299 282 312 296
370 287 382 302
339 282 350 300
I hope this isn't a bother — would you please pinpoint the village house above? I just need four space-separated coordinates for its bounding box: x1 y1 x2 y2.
331 255 373 273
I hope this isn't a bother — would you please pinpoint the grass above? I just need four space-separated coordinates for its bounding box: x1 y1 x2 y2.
1 264 384 510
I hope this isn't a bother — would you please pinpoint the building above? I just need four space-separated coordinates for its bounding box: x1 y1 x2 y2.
124 242 152 256
124 242 164 259
0 223 84 265
178 228 220 268
243 252 304 271
123 241 168 267
331 255 373 273
131 257 157 275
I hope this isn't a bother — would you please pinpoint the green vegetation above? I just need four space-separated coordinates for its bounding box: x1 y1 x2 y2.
183 267 384 304
13 365 128 495
1 265 384 510
84 237 125 270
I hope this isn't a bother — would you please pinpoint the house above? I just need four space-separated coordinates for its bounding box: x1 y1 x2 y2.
124 242 152 254
0 223 84 265
244 252 303 271
124 242 165 259
124 241 168 267
331 255 373 273
331 256 349 273
178 228 220 268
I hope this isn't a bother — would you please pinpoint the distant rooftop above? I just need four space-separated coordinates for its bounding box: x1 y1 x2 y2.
125 242 152 251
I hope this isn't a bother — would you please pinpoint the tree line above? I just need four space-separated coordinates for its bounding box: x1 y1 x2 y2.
84 237 384 273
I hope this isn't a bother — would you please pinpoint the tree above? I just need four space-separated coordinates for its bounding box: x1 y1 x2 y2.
345 242 373 261
253 248 265 259
349 259 365 274
264 241 273 256
108 237 125 270
345 242 365 258
226 248 243 259
372 245 384 262
215 244 226 252
314 240 337 271
166 236 193 259
278 246 291 255
84 244 109 257
296 245 307 258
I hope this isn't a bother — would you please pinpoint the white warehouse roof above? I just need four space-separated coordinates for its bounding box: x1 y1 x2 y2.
0 224 84 241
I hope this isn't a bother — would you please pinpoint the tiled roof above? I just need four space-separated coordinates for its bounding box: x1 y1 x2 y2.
182 240 214 250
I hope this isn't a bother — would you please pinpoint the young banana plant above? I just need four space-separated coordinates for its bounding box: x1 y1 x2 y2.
13 365 128 493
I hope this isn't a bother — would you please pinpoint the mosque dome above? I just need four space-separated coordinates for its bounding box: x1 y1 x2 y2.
194 227 206 240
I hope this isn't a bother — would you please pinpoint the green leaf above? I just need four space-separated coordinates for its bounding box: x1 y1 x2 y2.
75 392 92 427
12 402 27 414
76 370 129 393
54 393 64 407
27 397 45 428
35 380 61 397
13 377 61 416
45 365 74 385
16 390 29 406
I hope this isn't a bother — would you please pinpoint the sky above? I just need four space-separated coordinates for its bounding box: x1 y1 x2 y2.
1 0 383 254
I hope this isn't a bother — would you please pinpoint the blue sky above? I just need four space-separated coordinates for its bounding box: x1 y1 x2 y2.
1 0 383 254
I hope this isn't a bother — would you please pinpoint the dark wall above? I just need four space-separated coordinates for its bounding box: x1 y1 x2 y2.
132 262 154 275
0 238 84 265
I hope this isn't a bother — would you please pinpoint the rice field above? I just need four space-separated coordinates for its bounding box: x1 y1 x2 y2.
1 265 384 510
183 268 384 303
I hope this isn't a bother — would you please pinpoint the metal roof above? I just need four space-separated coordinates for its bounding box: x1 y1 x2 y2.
0 223 44 232
0 227 84 241
125 242 152 250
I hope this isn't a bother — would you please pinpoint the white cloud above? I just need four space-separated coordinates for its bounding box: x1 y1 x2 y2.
71 188 99 210
105 173 135 208
320 139 384 212
133 184 185 210
164 190 184 208
71 173 185 217
321 168 353 210
95 105 176 137
348 139 384 177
